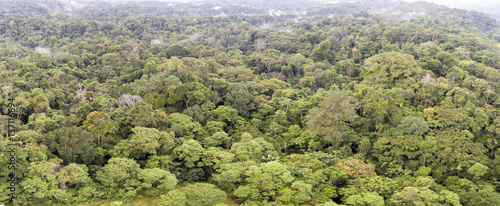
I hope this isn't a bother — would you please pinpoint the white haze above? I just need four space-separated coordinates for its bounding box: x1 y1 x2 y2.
34 47 51 54
54 0 500 20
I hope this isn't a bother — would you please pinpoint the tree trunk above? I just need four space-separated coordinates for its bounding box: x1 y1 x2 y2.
59 181 67 190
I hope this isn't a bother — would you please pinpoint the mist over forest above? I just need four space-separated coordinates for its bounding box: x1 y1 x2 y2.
1 0 500 205
4 0 500 19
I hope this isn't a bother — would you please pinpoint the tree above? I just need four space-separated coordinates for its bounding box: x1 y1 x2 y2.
200 147 235 177
345 192 384 206
434 108 474 132
95 158 142 198
224 83 254 115
279 125 304 154
33 94 51 114
138 168 177 189
43 127 97 165
419 140 438 166
388 187 442 206
372 134 423 170
420 57 443 76
20 159 64 201
362 51 424 87
12 92 31 120
167 82 209 109
110 127 175 159
144 92 168 110
27 113 57 134
316 202 344 206
434 130 487 176
286 53 312 77
340 176 401 199
160 190 187 206
168 113 201 138
19 159 94 204
306 93 359 148
180 183 227 206
16 130 44 144
276 181 313 205
111 100 159 132
311 40 334 63
262 57 278 72
467 163 488 182
234 161 294 201
357 87 402 133
182 104 212 124
336 59 357 77
58 163 92 190
487 116 500 138
212 106 239 125
440 190 462 206
418 73 441 107
230 133 276 162
202 131 231 148
164 44 191 58
394 116 429 136
459 186 500 206
174 139 205 168
213 160 258 191
82 111 119 145
335 157 376 179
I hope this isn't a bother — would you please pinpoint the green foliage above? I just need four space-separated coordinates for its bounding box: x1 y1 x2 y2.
234 161 295 201
160 190 187 206
345 192 384 206
202 131 231 148
340 176 401 199
44 127 98 165
394 116 429 136
373 134 423 170
96 158 142 198
168 113 201 138
311 40 334 63
363 51 424 87
144 93 168 110
467 163 488 182
82 111 119 145
230 133 276 162
167 82 209 109
180 183 227 206
174 139 205 168
138 168 178 189
19 160 94 204
111 127 175 159
388 187 442 206
3 1 500 205
306 92 359 148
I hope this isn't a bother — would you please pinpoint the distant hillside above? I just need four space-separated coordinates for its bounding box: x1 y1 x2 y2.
195 0 320 10
444 3 500 20
309 0 499 35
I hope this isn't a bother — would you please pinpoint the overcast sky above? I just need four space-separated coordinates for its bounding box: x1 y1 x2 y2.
91 0 500 6
68 0 500 9
400 0 499 5
430 0 498 4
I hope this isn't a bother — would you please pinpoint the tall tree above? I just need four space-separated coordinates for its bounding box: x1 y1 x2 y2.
306 93 359 148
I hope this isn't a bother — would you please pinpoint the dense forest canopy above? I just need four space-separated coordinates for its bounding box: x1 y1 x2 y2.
1 0 500 205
